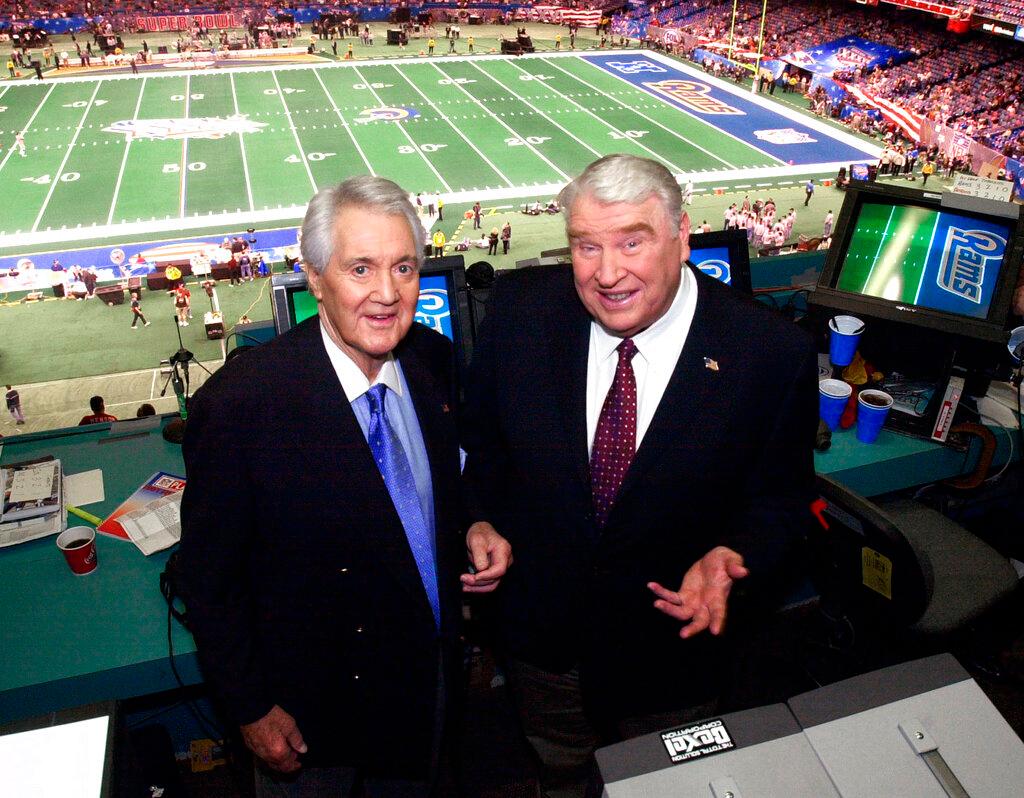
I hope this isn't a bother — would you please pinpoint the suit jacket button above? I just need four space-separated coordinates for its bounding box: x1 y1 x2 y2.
356 626 363 633
353 673 360 680
339 567 349 574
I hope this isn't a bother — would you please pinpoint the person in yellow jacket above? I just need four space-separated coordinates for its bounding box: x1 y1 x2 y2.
921 159 935 186
432 228 446 257
428 37 435 55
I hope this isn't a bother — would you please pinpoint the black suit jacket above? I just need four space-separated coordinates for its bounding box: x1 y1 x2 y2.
463 265 818 721
178 318 462 776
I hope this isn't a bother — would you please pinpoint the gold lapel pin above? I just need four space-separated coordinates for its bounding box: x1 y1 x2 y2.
704 357 720 372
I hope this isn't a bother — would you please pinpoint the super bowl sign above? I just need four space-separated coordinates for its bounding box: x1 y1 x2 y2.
416 275 453 341
104 116 267 141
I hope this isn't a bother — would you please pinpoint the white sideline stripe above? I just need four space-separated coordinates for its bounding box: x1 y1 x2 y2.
502 57 686 173
32 81 102 233
107 77 148 225
542 56 737 170
312 68 376 175
0 159 859 248
467 60 604 160
272 69 318 193
229 73 256 212
429 61 569 182
389 63 513 188
352 63 451 192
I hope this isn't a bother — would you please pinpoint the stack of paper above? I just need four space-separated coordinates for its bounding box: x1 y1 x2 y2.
0 459 65 548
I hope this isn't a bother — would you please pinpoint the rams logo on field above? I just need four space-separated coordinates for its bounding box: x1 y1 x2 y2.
643 80 744 115
356 106 420 123
937 228 1006 305
104 115 267 140
754 128 817 144
605 60 667 74
696 259 731 284
415 288 451 334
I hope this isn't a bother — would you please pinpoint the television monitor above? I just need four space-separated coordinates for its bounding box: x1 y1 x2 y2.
809 182 1024 344
687 228 752 294
850 163 871 182
270 255 475 372
518 229 753 295
0 701 116 798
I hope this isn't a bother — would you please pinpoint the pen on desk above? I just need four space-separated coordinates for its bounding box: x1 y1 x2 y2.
66 504 103 526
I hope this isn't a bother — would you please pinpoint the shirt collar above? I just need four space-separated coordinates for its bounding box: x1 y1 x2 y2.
590 266 694 365
319 322 404 403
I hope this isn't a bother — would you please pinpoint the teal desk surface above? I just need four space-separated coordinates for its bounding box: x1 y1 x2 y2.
0 411 1015 724
814 423 1016 497
0 419 199 724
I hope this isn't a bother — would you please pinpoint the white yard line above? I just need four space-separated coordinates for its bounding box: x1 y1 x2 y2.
467 60 604 159
0 83 55 177
542 56 739 170
391 64 512 188
311 67 376 174
229 73 256 212
502 58 687 173
272 69 318 193
352 64 451 192
179 74 191 218
429 61 569 182
106 77 147 225
31 81 102 232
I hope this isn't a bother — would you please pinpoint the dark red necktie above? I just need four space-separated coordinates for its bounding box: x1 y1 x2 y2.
590 338 638 528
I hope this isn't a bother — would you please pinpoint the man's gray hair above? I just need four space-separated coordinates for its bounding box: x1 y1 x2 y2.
558 154 684 236
300 176 424 274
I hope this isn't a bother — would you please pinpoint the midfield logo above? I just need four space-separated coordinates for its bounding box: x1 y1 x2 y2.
355 106 421 123
936 227 1006 304
661 719 735 763
754 128 817 144
104 115 267 141
644 80 744 115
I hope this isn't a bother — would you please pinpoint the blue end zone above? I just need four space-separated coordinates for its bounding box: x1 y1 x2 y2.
582 53 875 166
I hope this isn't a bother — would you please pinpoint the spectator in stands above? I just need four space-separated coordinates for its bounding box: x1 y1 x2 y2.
79 396 117 426
136 403 156 418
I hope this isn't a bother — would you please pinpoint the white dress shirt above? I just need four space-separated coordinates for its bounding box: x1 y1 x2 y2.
586 267 698 456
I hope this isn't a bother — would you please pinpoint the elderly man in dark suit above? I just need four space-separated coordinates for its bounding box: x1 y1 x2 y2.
460 154 818 797
178 176 464 797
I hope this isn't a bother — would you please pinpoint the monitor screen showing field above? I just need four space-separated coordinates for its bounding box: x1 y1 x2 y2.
289 274 454 341
836 202 1011 320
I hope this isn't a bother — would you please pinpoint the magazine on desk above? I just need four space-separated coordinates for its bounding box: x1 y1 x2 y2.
97 471 186 555
0 458 65 548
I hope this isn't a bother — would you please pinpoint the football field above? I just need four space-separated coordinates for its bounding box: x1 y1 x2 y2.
0 50 879 247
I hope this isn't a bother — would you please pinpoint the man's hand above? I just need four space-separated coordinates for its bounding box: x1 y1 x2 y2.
647 546 749 639
241 705 307 773
462 521 512 593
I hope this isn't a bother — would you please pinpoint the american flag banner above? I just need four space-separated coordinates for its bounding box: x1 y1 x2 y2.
839 81 924 141
530 5 604 26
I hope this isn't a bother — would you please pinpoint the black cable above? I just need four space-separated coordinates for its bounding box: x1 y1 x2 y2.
166 604 222 744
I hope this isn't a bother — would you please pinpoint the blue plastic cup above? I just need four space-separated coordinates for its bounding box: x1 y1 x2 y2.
828 315 864 367
819 379 852 431
856 389 893 444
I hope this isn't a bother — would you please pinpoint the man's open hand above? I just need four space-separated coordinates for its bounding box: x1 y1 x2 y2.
647 546 749 639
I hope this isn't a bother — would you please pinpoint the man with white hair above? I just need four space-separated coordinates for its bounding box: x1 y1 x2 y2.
462 154 817 797
178 176 468 797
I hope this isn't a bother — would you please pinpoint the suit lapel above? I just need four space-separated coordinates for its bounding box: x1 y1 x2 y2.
613 271 731 510
549 288 594 496
300 322 436 623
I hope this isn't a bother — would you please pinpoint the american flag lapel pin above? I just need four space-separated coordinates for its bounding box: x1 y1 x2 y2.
704 357 719 372
441 403 450 413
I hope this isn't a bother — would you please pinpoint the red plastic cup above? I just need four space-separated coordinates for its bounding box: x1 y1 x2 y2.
57 526 98 575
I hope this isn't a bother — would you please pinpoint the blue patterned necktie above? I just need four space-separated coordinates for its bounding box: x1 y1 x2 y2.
365 383 440 628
